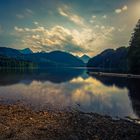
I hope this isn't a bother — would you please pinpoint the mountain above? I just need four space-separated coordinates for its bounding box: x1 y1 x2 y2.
20 48 33 54
0 47 84 68
25 51 85 67
46 51 84 67
0 47 23 58
80 54 90 63
0 55 37 68
87 47 129 72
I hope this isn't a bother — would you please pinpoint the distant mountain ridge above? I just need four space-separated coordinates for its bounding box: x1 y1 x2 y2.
0 47 84 68
0 47 23 57
80 54 90 63
20 48 33 54
87 47 129 72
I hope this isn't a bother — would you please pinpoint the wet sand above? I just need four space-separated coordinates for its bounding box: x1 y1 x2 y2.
0 103 140 140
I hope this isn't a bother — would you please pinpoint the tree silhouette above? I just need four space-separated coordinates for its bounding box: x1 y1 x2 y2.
0 56 37 69
128 19 140 74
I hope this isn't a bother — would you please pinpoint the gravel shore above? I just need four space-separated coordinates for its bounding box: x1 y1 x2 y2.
0 104 140 140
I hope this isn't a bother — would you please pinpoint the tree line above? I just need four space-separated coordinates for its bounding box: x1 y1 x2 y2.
128 19 140 74
0 56 37 69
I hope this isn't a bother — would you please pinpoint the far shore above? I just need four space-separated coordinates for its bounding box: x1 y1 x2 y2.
88 71 140 79
0 103 140 140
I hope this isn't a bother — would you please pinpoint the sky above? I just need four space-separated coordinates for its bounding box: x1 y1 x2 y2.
0 0 140 56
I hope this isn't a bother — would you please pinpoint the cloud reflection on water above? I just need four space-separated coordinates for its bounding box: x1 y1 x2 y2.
0 75 138 119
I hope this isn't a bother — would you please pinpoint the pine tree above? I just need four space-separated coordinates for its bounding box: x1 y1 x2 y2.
128 19 140 74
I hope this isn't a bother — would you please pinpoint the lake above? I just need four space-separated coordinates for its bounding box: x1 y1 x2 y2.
0 68 140 119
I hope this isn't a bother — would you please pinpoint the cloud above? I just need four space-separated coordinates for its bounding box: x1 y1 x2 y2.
122 6 128 11
14 26 24 32
16 8 34 19
14 23 116 56
103 15 107 19
14 25 86 53
14 5 117 56
89 15 97 23
89 20 95 23
115 9 122 14
34 21 39 25
25 8 34 15
115 5 128 14
16 14 24 19
58 5 85 27
101 26 105 29
92 15 96 19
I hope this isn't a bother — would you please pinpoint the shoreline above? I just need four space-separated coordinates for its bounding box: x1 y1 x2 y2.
88 71 140 79
0 103 140 140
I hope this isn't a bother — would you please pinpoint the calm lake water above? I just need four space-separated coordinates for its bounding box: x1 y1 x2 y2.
0 68 140 119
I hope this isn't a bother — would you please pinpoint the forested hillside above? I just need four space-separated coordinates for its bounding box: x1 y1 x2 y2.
87 47 128 72
128 19 140 74
0 56 37 69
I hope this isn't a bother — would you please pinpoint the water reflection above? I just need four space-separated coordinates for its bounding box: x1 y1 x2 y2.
91 74 140 117
0 68 139 119
0 68 84 85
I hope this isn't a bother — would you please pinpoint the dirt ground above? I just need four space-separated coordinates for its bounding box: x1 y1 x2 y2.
0 104 140 140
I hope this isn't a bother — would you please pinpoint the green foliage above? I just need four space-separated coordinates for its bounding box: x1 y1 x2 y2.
128 19 140 74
